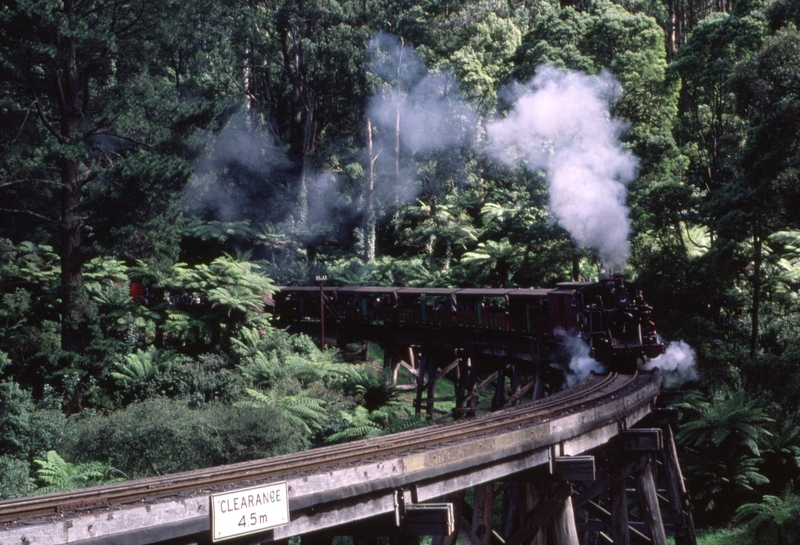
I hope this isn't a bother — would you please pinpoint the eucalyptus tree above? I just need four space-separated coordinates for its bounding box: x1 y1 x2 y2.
765 0 800 31
669 1 766 203
726 26 800 357
236 0 370 226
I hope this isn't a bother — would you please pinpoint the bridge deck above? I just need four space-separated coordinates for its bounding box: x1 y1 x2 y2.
0 372 661 545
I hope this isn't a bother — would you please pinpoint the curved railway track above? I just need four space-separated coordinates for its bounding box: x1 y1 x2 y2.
0 371 655 527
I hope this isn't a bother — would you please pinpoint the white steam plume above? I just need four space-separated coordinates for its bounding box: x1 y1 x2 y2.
367 34 476 202
485 67 637 270
641 340 700 388
306 171 337 227
557 329 607 387
186 112 288 221
369 74 476 154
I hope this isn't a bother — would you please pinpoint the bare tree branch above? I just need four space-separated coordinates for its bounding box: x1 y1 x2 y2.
0 178 68 190
90 131 156 149
33 95 68 144
0 207 59 226
12 102 37 145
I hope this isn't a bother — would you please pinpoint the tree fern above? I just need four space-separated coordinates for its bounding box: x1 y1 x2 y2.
677 390 773 520
110 347 163 386
239 350 282 386
677 391 773 456
325 407 385 444
735 482 800 544
236 388 328 435
34 451 123 494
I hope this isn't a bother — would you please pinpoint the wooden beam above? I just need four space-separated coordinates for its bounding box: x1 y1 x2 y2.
583 500 651 544
635 461 668 545
433 358 462 384
404 504 454 536
572 455 648 508
459 492 506 545
462 371 499 406
427 353 437 417
662 424 697 545
521 481 547 545
552 456 595 482
501 482 520 539
660 428 686 533
407 346 417 371
656 391 684 406
551 484 579 545
651 408 679 427
619 429 663 452
472 483 494 545
507 379 538 405
431 489 466 545
611 476 631 545
505 483 572 545
397 360 418 378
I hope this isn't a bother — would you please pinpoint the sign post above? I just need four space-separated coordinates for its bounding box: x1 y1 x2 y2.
315 275 327 348
210 482 289 542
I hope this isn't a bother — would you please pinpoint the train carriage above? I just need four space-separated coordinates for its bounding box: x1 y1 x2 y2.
272 275 665 373
505 288 551 335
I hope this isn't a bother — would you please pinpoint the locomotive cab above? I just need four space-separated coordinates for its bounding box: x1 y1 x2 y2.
575 275 665 369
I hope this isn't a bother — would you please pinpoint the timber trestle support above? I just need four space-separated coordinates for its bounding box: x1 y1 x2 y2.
381 338 550 422
228 402 696 545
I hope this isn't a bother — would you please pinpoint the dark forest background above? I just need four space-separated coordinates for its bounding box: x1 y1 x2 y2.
2 0 800 540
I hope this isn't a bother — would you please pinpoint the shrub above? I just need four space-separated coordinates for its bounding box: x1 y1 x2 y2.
63 398 308 478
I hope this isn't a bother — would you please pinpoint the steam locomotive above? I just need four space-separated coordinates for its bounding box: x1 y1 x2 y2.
272 273 665 372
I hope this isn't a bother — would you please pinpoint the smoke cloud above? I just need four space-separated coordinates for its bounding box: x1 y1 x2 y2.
557 329 607 387
367 33 477 202
185 112 289 221
306 171 338 227
641 340 700 388
558 329 700 388
485 67 637 270
369 74 477 154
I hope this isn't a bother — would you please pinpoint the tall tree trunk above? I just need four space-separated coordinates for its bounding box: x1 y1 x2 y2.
282 23 314 223
298 157 309 224
57 22 86 353
751 224 762 358
394 104 400 204
59 158 85 352
666 0 678 59
299 90 317 224
393 40 405 205
364 117 377 262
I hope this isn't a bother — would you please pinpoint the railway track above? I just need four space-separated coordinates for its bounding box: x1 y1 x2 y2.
0 371 654 527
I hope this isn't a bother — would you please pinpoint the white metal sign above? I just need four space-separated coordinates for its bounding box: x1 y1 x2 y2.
210 482 289 541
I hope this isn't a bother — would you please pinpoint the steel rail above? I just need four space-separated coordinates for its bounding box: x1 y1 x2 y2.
0 372 645 524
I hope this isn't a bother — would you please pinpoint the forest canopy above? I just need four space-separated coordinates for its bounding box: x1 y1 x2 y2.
2 0 800 538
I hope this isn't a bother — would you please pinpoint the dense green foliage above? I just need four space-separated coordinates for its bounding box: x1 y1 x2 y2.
2 0 800 539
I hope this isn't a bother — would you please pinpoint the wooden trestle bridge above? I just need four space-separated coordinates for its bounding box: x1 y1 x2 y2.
0 370 695 545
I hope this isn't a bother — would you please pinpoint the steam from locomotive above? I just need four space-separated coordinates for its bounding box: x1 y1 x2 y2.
485 67 637 270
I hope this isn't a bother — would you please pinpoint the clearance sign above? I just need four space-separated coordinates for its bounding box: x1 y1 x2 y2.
211 482 290 541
